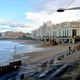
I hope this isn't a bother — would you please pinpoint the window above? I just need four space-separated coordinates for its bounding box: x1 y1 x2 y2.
72 29 77 37
63 30 64 37
66 30 68 36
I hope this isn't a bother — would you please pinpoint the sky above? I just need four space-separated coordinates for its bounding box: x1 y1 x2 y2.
0 0 80 33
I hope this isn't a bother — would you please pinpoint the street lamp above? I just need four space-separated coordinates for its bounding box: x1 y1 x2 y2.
57 6 80 52
57 7 80 12
57 8 66 12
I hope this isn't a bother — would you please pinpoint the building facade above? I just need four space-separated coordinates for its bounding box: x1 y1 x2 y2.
32 21 80 43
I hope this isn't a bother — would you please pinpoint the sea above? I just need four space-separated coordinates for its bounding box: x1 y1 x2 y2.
0 40 44 66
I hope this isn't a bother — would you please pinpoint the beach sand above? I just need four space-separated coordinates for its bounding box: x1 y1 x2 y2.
13 40 80 65
60 51 80 63
14 43 70 64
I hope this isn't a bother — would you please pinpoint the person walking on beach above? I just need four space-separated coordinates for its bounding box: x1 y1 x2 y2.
69 46 71 51
68 46 72 54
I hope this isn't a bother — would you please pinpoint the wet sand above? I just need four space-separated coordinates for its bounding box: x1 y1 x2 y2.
13 40 80 65
14 43 70 64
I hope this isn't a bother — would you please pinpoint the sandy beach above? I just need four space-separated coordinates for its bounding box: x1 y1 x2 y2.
13 40 69 64
13 40 80 65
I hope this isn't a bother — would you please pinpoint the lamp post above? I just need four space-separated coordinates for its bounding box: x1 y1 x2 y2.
57 7 80 12
57 6 80 53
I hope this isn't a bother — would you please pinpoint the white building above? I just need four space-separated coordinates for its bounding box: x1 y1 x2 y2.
52 21 80 43
32 21 80 43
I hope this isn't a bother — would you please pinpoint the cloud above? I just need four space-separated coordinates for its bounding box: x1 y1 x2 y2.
26 12 51 23
31 0 80 13
26 10 80 25
25 0 80 31
0 18 29 28
14 27 33 33
0 18 32 32
1 0 80 32
44 0 80 13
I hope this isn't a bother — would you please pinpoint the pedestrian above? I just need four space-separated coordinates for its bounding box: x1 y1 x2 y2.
69 46 71 51
68 46 72 54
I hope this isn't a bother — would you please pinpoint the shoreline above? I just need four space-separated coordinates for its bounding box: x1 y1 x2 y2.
14 43 70 64
12 40 80 66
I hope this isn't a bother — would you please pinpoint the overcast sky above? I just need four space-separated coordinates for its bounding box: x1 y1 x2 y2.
0 0 80 32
